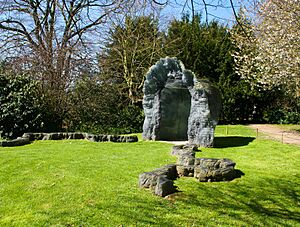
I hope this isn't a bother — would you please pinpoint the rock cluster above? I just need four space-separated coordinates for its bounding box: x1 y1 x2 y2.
142 57 222 147
173 145 239 182
22 132 138 143
139 144 242 197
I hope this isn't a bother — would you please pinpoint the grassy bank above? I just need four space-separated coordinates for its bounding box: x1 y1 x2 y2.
0 126 299 226
275 124 300 133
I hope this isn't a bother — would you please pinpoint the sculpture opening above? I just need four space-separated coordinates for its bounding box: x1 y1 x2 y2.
142 57 222 147
159 78 191 140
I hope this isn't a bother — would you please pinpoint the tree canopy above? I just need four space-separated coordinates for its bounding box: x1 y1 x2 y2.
232 0 300 97
1 0 299 136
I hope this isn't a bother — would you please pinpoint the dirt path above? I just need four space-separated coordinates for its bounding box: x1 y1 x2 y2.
248 124 300 146
159 124 300 146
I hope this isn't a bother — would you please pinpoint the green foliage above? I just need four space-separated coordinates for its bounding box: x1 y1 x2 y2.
219 74 281 123
0 126 299 225
165 14 230 83
0 73 46 139
93 15 163 133
68 77 144 134
165 15 262 123
67 77 118 133
111 104 144 134
264 109 300 124
99 15 163 104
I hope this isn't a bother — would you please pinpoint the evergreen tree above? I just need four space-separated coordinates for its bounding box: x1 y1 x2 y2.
165 14 231 83
165 14 278 123
99 16 164 106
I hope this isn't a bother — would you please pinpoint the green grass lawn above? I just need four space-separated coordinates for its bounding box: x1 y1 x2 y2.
0 125 299 226
275 124 300 133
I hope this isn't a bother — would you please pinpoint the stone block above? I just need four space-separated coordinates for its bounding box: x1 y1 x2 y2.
176 165 194 177
194 158 238 182
138 164 178 197
125 136 138 143
73 132 85 140
171 144 199 156
154 176 177 197
177 154 195 166
138 172 160 189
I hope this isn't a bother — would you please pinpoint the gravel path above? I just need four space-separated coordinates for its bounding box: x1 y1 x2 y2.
248 124 300 146
159 124 300 146
159 140 189 145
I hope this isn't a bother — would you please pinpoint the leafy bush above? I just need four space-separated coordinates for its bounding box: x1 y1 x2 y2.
284 111 300 124
67 77 144 135
0 74 46 139
264 109 300 124
112 105 144 134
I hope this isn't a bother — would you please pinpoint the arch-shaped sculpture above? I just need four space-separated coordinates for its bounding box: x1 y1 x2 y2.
142 57 222 147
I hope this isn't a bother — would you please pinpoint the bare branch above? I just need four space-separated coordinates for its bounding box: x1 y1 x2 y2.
201 0 208 24
0 19 37 48
152 0 168 5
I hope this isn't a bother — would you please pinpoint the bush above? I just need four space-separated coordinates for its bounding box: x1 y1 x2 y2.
0 74 46 139
67 77 144 135
112 105 144 134
264 109 300 124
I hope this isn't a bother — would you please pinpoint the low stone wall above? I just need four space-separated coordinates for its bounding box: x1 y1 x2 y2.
139 144 243 197
0 137 30 147
0 132 138 147
22 132 138 143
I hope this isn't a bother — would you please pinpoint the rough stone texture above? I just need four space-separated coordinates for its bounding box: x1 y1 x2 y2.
176 165 195 177
0 137 30 147
188 80 222 147
138 164 178 197
177 153 195 166
142 57 221 147
171 144 199 156
154 176 177 197
194 158 238 182
172 144 198 177
2 132 137 147
142 57 194 141
22 132 138 143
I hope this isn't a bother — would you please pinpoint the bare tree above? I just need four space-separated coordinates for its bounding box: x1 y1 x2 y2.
154 0 243 23
1 1 128 82
0 0 129 123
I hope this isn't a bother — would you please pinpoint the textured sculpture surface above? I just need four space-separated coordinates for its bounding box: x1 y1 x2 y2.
142 57 221 147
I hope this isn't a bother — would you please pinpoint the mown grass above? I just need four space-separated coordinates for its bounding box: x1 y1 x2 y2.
275 124 300 133
0 125 299 226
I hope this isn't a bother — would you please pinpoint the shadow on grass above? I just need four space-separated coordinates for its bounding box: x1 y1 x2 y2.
234 169 245 178
176 176 300 226
214 136 255 148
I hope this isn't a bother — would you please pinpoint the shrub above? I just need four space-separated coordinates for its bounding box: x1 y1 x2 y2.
67 77 144 135
264 109 300 124
0 74 46 139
